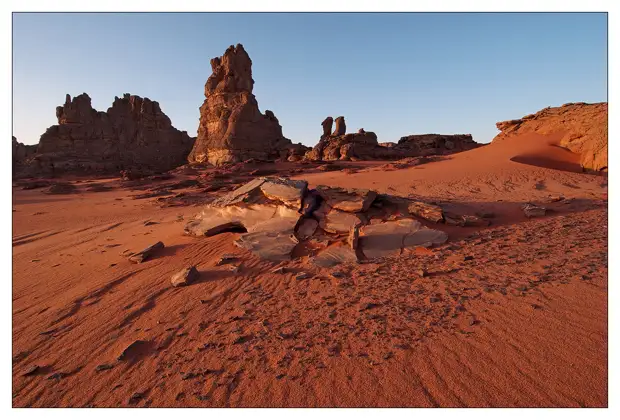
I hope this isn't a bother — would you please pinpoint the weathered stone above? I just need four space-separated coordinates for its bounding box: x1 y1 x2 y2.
171 266 199 287
348 226 359 250
210 177 267 207
321 117 334 137
128 241 164 263
188 44 296 166
259 178 308 208
215 254 238 265
185 204 291 237
295 217 319 240
233 207 300 261
332 116 346 136
320 210 363 234
316 186 377 213
407 201 444 223
522 203 547 218
312 245 358 268
360 219 447 259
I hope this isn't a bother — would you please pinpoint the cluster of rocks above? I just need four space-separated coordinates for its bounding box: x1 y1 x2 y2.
305 115 480 161
14 93 195 178
184 177 451 266
188 44 309 166
493 102 608 172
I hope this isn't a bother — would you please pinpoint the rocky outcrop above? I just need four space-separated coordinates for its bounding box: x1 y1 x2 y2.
188 44 299 166
493 102 608 171
185 177 451 264
321 117 334 138
12 137 37 175
393 134 480 155
306 116 480 161
15 93 195 178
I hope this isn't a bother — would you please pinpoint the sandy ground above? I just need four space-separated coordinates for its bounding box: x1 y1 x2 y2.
12 133 607 407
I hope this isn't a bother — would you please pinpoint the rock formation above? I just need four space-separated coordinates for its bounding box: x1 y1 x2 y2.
321 117 334 138
15 93 195 178
188 44 300 166
12 137 37 175
306 116 481 161
185 177 450 264
394 134 480 155
332 116 346 136
493 102 608 171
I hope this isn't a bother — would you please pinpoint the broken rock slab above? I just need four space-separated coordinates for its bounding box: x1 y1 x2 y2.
233 208 301 261
259 178 308 209
522 203 547 218
210 177 307 208
171 266 199 287
185 204 283 236
360 219 447 259
295 217 319 240
312 245 358 268
408 201 444 223
320 209 364 234
316 185 377 213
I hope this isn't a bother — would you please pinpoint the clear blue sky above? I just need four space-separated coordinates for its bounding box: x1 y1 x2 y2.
13 12 607 146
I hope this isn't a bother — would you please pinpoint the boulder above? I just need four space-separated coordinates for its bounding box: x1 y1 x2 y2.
188 44 296 166
259 178 308 209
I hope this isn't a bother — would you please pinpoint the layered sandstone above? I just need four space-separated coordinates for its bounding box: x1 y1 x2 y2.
12 137 37 176
493 102 607 171
188 44 301 166
16 93 195 177
306 116 480 161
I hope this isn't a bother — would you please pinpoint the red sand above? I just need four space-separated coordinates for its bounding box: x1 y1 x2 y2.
12 133 607 407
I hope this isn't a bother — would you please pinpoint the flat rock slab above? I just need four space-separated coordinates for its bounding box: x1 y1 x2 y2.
360 219 447 259
211 177 267 206
295 217 318 240
316 185 377 213
259 178 308 209
312 245 358 268
234 208 300 261
171 266 199 287
320 210 363 234
522 203 547 218
128 241 164 263
185 204 285 237
408 201 444 223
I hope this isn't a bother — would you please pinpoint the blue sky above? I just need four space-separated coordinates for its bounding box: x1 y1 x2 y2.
13 12 607 146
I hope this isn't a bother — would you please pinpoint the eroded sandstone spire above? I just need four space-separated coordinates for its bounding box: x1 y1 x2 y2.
188 44 302 166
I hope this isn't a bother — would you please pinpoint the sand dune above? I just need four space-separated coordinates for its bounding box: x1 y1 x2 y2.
12 132 607 407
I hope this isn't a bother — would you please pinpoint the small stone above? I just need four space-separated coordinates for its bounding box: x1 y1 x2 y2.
23 365 40 376
215 254 238 266
47 372 67 380
522 203 546 218
95 364 114 372
271 267 286 274
171 266 199 287
143 220 158 226
296 272 311 280
417 269 427 277
128 241 164 263
464 255 474 261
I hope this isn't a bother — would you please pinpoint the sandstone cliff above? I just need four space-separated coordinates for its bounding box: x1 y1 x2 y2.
493 102 607 171
16 93 195 177
188 44 300 166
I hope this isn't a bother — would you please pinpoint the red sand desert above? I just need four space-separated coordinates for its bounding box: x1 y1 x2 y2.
12 130 607 407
